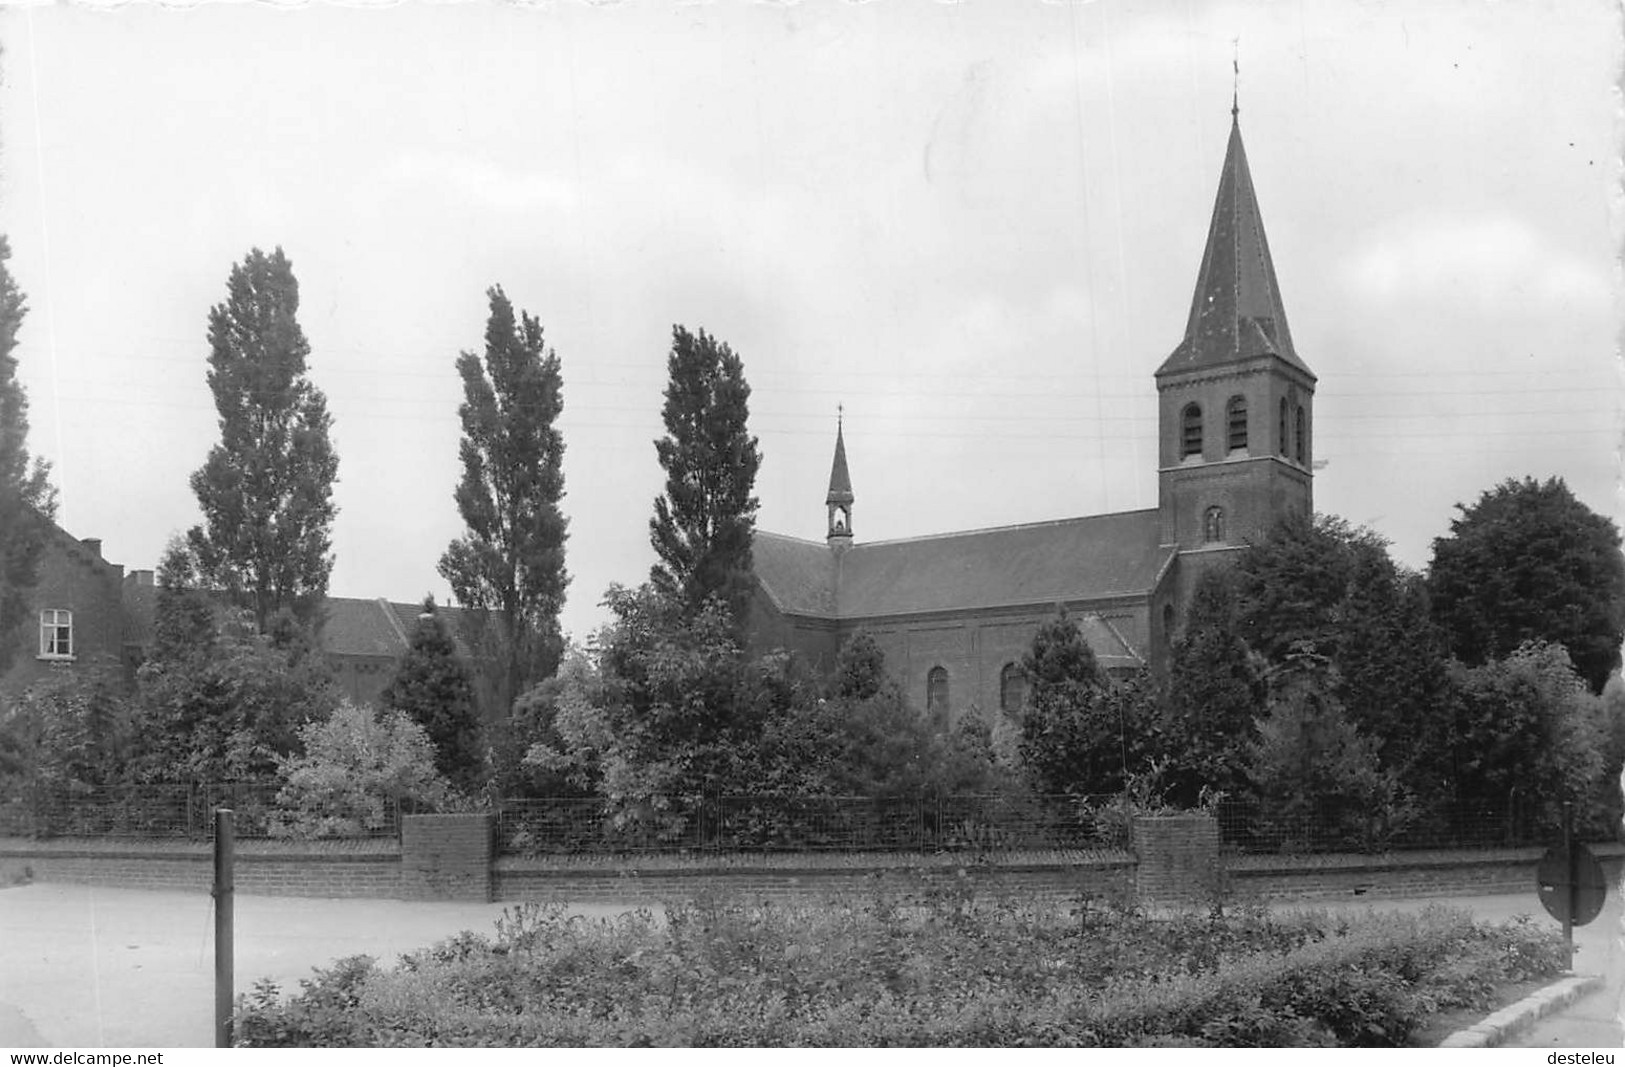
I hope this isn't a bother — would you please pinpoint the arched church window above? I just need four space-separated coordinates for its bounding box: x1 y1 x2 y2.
1278 398 1289 456
1203 506 1225 543
1162 604 1176 645
1294 405 1306 463
1226 396 1248 452
927 666 950 719
999 663 1026 715
1181 403 1203 459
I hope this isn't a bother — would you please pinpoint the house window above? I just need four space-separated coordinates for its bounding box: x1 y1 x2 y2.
1181 403 1203 459
1278 398 1289 456
1226 396 1248 452
999 663 1026 715
927 666 950 719
1203 506 1225 543
39 609 73 660
1295 405 1307 463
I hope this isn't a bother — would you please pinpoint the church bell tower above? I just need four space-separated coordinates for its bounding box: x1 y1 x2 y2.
1155 108 1315 562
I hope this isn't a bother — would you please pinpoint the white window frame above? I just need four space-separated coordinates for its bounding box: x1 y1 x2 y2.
38 609 74 660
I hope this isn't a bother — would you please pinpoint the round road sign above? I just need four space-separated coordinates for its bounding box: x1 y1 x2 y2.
1536 842 1608 927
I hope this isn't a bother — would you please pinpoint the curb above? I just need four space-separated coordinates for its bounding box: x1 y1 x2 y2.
1438 974 1604 1048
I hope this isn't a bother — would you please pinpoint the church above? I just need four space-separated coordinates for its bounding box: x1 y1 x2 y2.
745 109 1317 723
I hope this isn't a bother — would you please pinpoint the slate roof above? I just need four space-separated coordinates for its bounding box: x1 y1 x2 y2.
321 597 412 658
320 597 475 659
754 509 1172 621
1157 114 1314 381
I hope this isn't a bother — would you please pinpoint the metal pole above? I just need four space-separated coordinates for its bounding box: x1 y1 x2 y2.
213 808 235 1048
1562 800 1575 966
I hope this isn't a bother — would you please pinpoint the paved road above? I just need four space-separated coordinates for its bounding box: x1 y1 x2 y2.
0 882 1618 1048
0 883 637 1048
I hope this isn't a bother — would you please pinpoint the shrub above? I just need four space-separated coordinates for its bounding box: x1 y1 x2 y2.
272 700 454 838
233 887 1566 1048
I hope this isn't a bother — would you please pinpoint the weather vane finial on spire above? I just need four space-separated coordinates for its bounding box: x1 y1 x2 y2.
837 402 843 430
1232 38 1240 119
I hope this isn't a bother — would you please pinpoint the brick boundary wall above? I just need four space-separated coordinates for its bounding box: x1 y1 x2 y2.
401 814 494 901
5 823 1621 905
1133 814 1223 905
493 852 1137 906
1229 843 1625 903
0 839 400 898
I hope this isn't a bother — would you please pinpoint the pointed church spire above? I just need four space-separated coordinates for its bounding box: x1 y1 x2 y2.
1156 110 1314 380
826 406 853 544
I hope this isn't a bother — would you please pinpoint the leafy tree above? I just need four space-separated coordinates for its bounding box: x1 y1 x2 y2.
130 553 338 783
438 286 570 716
1447 641 1610 835
1016 608 1140 795
1233 512 1391 664
188 247 338 633
1429 476 1625 693
273 700 453 838
1246 648 1405 850
1160 570 1266 806
832 627 891 701
649 325 762 626
0 234 56 674
380 597 483 792
1334 556 1452 798
0 657 132 795
150 537 218 664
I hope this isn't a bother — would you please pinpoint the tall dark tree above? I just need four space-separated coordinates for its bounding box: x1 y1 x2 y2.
649 325 762 625
438 286 570 717
1429 476 1625 692
1160 570 1266 805
1017 607 1137 795
1232 512 1390 664
188 247 338 634
380 597 483 792
0 235 56 674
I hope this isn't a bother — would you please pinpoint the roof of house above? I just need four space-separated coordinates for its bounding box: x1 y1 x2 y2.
320 597 473 659
1157 114 1314 381
754 508 1173 621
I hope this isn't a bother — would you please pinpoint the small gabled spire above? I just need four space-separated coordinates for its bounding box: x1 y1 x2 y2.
826 406 853 545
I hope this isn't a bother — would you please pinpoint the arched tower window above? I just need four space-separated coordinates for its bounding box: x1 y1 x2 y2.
1203 506 1225 543
926 666 950 719
999 663 1026 715
1294 405 1306 464
1181 403 1203 459
1278 398 1289 456
1226 396 1248 452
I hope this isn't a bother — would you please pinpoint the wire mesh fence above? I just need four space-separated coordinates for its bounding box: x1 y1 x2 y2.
0 781 401 840
1214 795 1547 855
494 793 1131 856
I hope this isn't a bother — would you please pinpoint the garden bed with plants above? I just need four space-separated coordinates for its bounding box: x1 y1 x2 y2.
234 876 1569 1048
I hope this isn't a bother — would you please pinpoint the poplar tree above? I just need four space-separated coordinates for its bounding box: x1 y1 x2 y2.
0 234 54 674
438 286 569 716
649 325 761 625
188 247 338 633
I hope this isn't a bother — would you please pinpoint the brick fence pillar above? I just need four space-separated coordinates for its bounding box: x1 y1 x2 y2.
400 813 494 901
1132 813 1221 906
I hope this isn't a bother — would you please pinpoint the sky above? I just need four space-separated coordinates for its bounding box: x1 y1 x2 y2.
1 0 1619 644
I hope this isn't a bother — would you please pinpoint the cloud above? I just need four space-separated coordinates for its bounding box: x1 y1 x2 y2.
1341 214 1616 316
381 151 578 214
